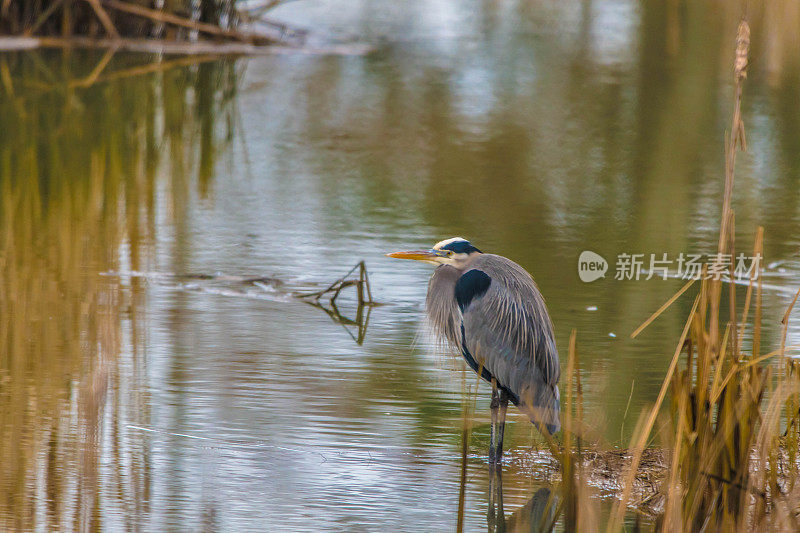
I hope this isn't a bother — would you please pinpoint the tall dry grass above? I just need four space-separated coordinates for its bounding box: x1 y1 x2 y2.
554 18 800 531
645 20 800 531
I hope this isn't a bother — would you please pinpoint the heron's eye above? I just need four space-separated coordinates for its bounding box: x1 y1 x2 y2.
447 251 455 256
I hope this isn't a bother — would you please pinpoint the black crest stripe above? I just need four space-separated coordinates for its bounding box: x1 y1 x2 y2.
440 241 482 254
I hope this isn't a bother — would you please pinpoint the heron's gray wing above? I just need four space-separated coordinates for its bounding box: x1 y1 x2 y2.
458 257 560 433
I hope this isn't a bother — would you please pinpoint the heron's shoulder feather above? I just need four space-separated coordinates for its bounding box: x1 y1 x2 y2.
454 269 491 312
470 254 536 291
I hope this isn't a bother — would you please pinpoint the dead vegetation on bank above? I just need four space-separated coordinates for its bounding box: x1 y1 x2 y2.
0 0 306 53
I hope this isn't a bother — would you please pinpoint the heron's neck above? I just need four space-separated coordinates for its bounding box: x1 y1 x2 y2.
451 252 482 272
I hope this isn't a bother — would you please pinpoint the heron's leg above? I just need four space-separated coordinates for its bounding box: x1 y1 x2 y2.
489 379 500 463
496 390 509 463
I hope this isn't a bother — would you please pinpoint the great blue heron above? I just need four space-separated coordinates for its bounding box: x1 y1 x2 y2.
387 237 560 463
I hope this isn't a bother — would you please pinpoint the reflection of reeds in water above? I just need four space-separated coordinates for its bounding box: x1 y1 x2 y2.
0 50 238 530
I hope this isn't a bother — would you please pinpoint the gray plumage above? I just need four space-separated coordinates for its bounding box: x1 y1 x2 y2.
426 253 561 433
387 238 560 461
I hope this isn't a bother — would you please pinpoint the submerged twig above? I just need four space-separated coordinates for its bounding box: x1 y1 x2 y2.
305 298 373 345
294 261 376 344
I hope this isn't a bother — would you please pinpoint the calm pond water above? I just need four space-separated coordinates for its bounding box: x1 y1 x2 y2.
2 0 800 530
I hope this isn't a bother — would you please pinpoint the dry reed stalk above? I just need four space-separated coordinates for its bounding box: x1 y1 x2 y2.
644 18 800 531
561 330 603 531
562 329 578 531
602 19 800 531
737 227 764 353
2 0 283 46
84 0 120 38
653 20 757 531
23 0 65 36
99 0 269 44
630 278 697 339
607 294 700 532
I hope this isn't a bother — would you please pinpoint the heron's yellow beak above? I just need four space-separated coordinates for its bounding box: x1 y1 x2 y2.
385 249 446 261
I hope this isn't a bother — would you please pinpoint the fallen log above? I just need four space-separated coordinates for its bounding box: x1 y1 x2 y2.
0 36 373 56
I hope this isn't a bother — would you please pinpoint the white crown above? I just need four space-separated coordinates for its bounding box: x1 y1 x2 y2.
433 237 468 250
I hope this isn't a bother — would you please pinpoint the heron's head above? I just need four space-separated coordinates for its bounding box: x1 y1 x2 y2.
386 237 482 270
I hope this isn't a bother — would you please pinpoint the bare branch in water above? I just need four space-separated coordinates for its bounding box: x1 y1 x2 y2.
295 261 375 308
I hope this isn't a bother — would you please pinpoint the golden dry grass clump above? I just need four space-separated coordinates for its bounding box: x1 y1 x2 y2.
550 19 800 531
615 20 800 531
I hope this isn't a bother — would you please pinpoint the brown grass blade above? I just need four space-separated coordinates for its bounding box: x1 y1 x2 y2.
738 227 764 352
630 278 696 339
608 293 700 532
